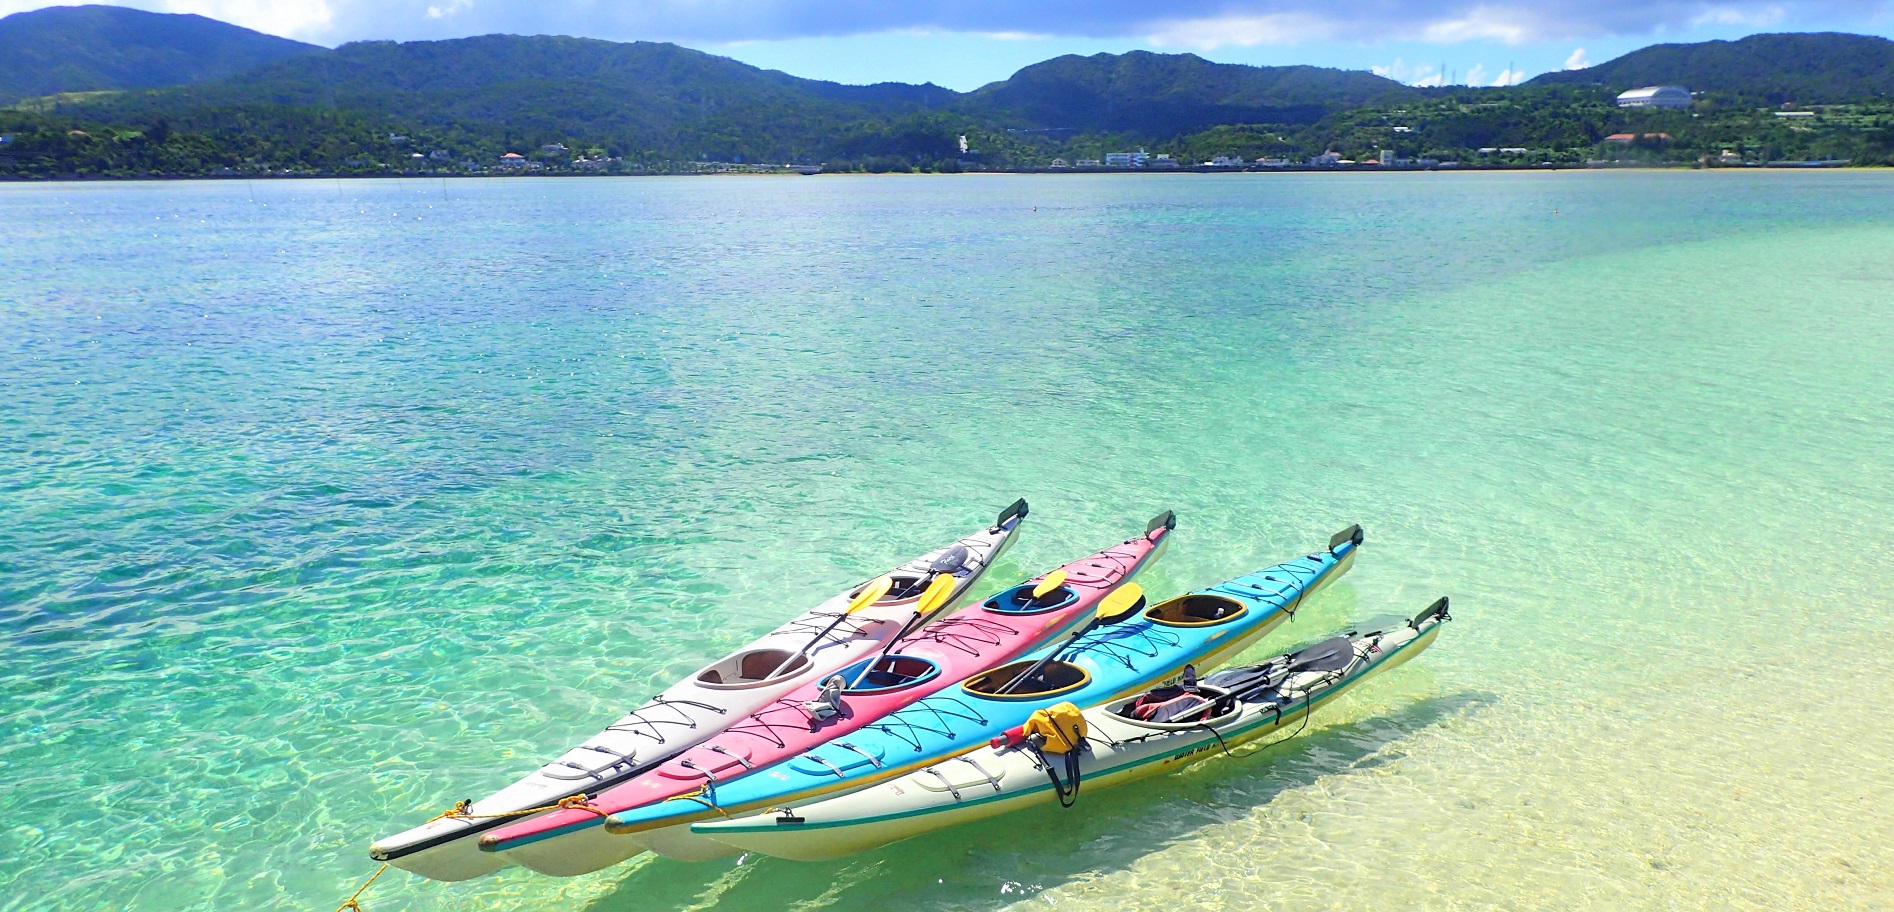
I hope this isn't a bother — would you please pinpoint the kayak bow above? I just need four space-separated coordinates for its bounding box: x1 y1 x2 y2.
600 524 1362 863
695 594 1446 860
480 511 1176 875
367 499 1027 882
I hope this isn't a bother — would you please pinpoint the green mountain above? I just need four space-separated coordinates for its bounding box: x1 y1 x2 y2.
0 4 321 103
7 25 1894 176
1528 32 1894 102
964 51 1415 134
47 34 962 162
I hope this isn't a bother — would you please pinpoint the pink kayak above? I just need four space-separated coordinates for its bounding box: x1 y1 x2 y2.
479 510 1176 876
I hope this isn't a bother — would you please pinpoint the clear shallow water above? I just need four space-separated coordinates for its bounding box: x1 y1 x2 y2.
3 172 1891 912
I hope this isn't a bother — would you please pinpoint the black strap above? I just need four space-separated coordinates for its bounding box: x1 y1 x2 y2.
1028 724 1087 808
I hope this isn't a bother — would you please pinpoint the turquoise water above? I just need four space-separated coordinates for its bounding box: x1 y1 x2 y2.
3 172 1892 912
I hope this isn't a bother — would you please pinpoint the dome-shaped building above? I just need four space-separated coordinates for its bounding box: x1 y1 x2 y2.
1616 86 1692 109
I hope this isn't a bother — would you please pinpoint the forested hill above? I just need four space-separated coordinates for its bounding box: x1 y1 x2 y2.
961 51 1415 132
0 5 321 103
58 35 960 160
6 21 1894 175
1528 32 1894 101
39 37 1400 148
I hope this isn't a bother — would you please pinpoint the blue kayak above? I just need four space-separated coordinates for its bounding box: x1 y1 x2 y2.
606 524 1365 861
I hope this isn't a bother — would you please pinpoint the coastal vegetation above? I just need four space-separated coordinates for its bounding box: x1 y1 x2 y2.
2 7 1891 177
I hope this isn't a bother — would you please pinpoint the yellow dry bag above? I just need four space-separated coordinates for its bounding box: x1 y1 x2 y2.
1023 701 1087 754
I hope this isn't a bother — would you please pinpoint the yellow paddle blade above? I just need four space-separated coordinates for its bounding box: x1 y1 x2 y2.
848 576 895 613
1097 582 1146 621
1031 569 1069 599
914 573 958 616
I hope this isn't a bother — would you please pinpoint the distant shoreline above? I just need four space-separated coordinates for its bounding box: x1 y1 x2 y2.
2 162 1876 184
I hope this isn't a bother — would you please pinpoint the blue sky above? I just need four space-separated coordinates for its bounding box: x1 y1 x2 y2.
6 1 1892 89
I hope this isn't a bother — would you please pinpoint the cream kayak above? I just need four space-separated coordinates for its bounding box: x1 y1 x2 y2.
693 595 1447 860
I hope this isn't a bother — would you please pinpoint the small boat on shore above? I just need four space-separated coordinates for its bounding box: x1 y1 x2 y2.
479 510 1177 876
693 595 1448 860
576 525 1363 864
368 499 1028 882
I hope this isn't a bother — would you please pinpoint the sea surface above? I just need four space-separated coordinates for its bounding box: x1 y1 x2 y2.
3 172 1891 912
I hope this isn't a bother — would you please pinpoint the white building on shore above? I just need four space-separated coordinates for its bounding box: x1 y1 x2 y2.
1616 86 1691 109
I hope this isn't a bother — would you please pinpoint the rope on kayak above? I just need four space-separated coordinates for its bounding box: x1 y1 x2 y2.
1067 624 1179 670
901 615 1019 657
665 781 734 818
332 793 611 912
422 793 609 824
864 696 990 752
784 610 877 643
1213 554 1329 620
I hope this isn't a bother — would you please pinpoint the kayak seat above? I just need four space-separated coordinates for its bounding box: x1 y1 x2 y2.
927 544 972 575
743 651 789 680
1145 594 1247 627
696 648 812 688
962 659 1090 699
983 584 1079 615
1111 682 1236 727
881 574 929 601
841 654 941 693
1130 692 1214 723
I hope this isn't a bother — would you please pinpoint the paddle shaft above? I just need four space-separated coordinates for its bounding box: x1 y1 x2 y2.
995 616 1099 695
845 579 960 689
770 599 875 678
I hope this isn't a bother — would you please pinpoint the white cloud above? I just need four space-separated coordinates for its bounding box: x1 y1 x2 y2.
156 0 334 38
1465 63 1490 85
1418 7 1538 44
1691 4 1788 26
1564 47 1591 69
1372 57 1446 85
1144 13 1338 48
1491 65 1526 85
11 0 1888 53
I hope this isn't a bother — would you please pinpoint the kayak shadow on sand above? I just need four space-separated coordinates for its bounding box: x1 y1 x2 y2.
577 689 1488 912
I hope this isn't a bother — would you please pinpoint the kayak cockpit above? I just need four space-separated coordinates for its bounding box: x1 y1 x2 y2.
859 574 928 604
859 543 973 605
981 584 1078 615
839 655 941 694
961 659 1091 700
1143 594 1247 627
695 648 812 689
1108 684 1238 728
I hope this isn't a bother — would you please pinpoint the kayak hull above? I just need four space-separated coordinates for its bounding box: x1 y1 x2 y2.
368 506 1025 882
491 519 1173 874
698 603 1445 861
610 527 1363 862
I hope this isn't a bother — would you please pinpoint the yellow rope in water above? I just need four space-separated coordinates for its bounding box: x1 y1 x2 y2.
335 863 387 912
331 795 610 910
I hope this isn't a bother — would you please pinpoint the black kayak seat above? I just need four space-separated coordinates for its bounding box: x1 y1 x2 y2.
928 545 971 575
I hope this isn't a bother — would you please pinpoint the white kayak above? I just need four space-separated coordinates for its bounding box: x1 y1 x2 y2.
692 597 1450 861
369 499 1027 881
